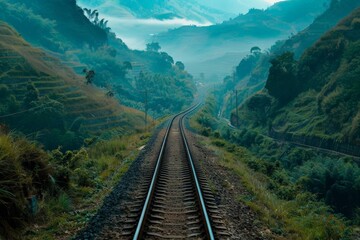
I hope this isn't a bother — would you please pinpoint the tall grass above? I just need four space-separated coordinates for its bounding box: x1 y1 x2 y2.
0 134 51 239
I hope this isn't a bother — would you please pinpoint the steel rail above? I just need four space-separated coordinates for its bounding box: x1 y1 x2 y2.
179 105 215 240
132 103 214 240
133 105 197 239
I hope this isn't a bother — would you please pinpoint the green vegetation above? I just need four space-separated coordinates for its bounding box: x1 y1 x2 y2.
191 97 359 239
230 5 360 220
265 52 298 104
0 131 150 239
235 8 360 144
277 0 360 58
0 133 51 239
0 22 145 150
186 6 360 239
203 137 350 239
0 0 106 52
218 0 360 120
0 0 196 118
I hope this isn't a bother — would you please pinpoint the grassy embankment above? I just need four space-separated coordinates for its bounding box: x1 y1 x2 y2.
0 131 151 239
189 96 355 240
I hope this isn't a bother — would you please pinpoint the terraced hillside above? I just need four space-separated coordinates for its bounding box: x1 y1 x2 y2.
0 22 144 138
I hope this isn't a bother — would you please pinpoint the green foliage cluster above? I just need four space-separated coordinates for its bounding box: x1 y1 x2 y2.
296 157 360 218
0 131 146 239
194 95 218 135
6 0 107 51
276 0 360 58
1 0 196 118
265 52 299 103
194 124 350 239
74 43 195 118
236 8 360 145
220 0 360 121
194 95 360 235
130 71 195 117
0 82 86 151
0 134 52 239
0 85 20 117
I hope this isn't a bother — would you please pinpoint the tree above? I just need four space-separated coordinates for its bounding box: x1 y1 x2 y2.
123 61 132 70
175 61 185 71
265 52 298 103
24 81 39 108
0 85 10 100
106 90 114 97
83 69 95 85
246 93 272 125
250 46 261 54
83 9 98 23
223 75 234 90
160 52 174 64
146 42 161 52
26 96 65 131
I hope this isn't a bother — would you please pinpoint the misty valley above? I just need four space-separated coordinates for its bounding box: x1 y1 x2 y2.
0 0 360 239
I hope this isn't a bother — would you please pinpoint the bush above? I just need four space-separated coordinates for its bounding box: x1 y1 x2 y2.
52 165 71 189
212 139 226 147
265 52 299 103
73 168 95 187
68 148 89 169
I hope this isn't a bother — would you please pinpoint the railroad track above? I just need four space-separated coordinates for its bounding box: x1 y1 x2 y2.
76 105 230 239
131 105 229 239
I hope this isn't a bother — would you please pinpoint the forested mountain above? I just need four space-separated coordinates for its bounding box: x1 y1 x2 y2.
190 8 360 238
0 20 148 238
7 0 107 51
275 0 360 57
235 7 360 146
0 0 196 118
219 0 360 118
219 7 360 223
0 21 144 150
153 0 330 77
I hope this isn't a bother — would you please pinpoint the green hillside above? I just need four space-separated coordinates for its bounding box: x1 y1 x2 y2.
276 0 360 58
219 0 360 118
220 8 360 226
0 0 196 117
1 0 107 52
235 7 360 145
190 8 360 238
0 21 144 150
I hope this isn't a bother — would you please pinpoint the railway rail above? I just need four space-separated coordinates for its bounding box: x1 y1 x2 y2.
76 105 229 239
132 104 213 239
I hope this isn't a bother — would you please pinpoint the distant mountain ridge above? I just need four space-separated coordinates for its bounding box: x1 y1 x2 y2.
153 0 330 78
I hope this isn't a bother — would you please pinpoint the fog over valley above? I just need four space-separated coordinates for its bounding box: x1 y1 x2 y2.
77 0 283 80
